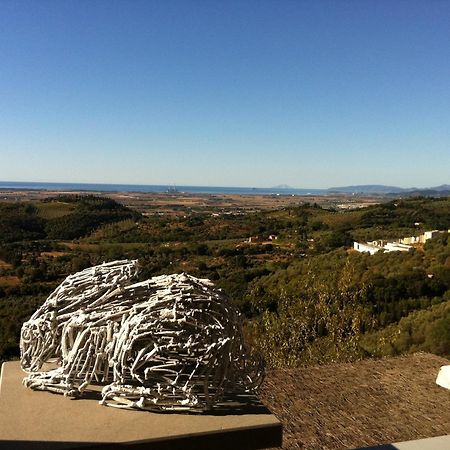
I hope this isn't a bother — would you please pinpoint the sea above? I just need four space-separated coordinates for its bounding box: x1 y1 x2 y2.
0 181 328 196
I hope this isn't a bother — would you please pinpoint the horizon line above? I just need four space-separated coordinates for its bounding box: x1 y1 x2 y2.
1 179 448 191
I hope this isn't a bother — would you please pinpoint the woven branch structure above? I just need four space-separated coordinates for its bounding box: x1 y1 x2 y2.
20 260 264 411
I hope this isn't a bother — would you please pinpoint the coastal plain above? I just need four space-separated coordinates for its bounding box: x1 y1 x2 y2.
0 189 381 216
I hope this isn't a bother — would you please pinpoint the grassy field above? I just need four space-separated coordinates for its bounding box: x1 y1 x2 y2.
0 259 12 269
34 201 76 219
0 275 20 286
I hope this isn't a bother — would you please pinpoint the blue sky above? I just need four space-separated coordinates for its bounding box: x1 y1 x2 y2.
0 0 449 188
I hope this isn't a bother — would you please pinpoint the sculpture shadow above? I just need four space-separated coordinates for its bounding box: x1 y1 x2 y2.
68 388 271 416
202 392 272 416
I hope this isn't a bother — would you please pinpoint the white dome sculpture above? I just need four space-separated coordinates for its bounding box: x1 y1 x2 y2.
20 260 264 411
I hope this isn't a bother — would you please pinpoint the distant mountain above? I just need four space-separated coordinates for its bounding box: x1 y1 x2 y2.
271 184 294 189
401 188 450 197
327 184 450 195
430 184 450 191
327 185 406 194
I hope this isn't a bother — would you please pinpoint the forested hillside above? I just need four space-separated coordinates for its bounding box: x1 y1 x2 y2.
0 195 449 366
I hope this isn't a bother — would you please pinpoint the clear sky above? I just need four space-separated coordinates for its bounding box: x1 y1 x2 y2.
0 0 449 188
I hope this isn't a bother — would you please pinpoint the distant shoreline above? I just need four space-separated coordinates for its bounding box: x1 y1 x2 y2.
2 181 446 197
0 181 328 196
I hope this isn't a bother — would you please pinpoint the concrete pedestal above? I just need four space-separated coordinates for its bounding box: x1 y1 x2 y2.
436 365 450 390
0 362 281 449
356 434 450 449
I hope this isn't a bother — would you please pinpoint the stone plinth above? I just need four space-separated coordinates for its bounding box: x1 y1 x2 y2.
0 362 281 450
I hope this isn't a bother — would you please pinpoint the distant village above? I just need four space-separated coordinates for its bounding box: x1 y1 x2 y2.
354 229 449 255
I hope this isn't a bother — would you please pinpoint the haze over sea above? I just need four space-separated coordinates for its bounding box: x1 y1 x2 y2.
0 181 326 196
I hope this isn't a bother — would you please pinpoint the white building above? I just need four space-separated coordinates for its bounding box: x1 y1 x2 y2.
353 241 411 255
353 242 381 255
399 236 420 245
423 230 440 242
384 242 411 252
354 229 448 256
367 240 388 248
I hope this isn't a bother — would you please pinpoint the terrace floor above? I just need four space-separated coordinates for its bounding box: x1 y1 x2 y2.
259 353 450 449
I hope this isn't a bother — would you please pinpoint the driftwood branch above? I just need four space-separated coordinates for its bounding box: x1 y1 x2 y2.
20 260 264 411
